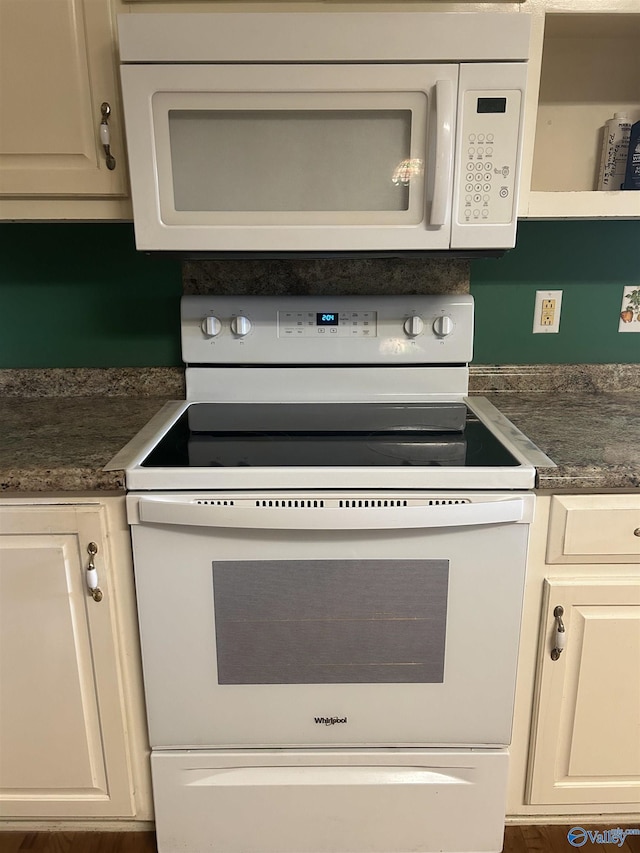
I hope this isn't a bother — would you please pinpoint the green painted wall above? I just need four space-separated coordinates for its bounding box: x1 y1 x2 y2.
0 221 638 367
0 224 182 368
471 220 640 364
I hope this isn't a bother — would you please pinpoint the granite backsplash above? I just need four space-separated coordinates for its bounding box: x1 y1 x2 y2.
182 257 470 296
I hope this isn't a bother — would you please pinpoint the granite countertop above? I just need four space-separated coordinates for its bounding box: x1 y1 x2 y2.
0 396 172 492
0 369 183 493
483 392 640 491
468 364 640 491
0 366 638 493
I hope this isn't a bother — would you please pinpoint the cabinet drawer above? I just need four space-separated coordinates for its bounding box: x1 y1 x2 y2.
547 495 640 564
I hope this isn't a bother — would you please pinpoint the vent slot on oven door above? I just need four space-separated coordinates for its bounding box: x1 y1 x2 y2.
254 500 326 508
196 497 471 509
212 559 448 686
338 498 470 508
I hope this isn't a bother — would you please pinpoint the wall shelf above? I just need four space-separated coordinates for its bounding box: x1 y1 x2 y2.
522 10 640 219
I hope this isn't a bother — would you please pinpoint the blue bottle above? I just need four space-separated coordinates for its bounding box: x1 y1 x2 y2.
623 120 640 190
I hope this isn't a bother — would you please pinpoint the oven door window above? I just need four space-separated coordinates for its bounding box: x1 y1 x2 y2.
212 559 448 685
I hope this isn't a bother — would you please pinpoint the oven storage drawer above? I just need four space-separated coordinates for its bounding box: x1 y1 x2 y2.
151 748 509 853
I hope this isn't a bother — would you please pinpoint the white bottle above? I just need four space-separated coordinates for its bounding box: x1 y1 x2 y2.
597 112 632 190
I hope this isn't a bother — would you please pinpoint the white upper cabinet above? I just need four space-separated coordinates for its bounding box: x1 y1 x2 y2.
519 0 640 219
0 0 130 219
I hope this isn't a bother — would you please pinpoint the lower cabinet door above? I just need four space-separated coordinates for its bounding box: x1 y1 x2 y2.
151 748 509 853
0 504 135 817
527 578 640 806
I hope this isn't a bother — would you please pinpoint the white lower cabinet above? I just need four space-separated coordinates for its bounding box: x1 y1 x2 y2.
528 578 640 806
0 497 151 820
508 494 640 820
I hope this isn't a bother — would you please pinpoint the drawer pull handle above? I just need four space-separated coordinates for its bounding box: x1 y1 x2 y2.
550 605 565 661
86 542 103 603
634 528 640 537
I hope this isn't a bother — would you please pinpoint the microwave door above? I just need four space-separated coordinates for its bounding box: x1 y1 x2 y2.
120 63 459 252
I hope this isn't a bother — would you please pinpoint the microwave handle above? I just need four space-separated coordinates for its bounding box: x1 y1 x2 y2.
136 497 524 530
429 79 455 228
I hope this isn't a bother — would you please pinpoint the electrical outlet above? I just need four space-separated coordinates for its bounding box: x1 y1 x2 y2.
533 290 562 334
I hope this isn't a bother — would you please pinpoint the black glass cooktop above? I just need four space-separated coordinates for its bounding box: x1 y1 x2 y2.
141 403 520 469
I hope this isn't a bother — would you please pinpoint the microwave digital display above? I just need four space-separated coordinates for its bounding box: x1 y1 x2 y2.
477 97 507 114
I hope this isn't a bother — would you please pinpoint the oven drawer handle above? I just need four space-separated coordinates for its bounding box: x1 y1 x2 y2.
136 498 525 530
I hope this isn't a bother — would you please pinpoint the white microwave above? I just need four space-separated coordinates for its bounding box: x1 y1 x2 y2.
118 12 530 255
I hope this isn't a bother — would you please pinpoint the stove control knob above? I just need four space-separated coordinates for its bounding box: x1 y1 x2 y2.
201 316 222 337
403 315 424 338
231 315 252 337
433 315 454 338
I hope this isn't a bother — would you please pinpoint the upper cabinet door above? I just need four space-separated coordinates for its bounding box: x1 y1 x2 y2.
0 0 128 198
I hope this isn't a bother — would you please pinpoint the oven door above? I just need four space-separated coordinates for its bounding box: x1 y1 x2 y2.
128 491 533 749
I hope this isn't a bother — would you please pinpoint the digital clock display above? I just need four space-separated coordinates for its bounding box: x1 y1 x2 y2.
316 313 339 326
477 97 507 114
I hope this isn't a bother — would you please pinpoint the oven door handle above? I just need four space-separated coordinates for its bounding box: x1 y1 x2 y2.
136 497 525 530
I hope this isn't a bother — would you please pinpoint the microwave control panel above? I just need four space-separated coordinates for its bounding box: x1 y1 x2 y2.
457 88 522 227
451 62 527 250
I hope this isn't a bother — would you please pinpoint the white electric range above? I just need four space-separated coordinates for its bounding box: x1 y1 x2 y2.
108 294 553 853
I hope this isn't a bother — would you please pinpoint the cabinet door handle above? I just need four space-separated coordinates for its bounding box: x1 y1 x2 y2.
550 605 565 661
86 542 103 603
634 528 640 537
99 102 116 171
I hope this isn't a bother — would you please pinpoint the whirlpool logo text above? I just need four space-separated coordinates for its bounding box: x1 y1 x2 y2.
314 716 348 726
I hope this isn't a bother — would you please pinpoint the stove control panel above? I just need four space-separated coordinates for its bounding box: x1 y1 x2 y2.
182 295 474 364
279 310 377 339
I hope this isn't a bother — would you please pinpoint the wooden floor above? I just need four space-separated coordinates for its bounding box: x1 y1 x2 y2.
1 826 639 853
